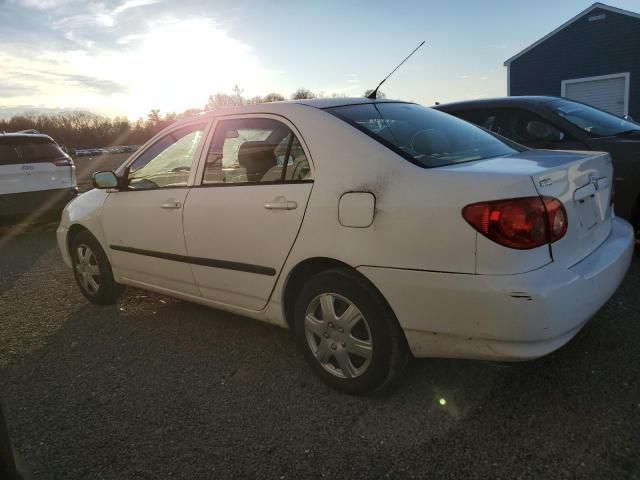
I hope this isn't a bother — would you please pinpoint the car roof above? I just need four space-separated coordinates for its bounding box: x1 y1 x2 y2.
194 97 411 119
435 96 562 110
0 132 54 143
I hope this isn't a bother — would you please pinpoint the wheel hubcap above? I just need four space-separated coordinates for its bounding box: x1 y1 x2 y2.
75 244 100 294
304 293 373 379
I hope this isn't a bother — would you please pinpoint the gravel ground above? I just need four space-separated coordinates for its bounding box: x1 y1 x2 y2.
0 225 638 479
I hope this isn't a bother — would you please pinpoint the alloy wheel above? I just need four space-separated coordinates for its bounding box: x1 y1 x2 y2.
304 293 373 379
75 244 100 294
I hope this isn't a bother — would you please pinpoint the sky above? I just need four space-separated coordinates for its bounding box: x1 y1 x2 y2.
1 0 639 119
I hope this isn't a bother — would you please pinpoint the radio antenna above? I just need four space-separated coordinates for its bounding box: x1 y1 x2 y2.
366 40 426 99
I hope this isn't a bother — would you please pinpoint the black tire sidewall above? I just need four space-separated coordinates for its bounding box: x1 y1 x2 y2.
293 269 403 395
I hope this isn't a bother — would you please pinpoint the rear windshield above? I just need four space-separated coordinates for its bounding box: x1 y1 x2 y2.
19 141 65 162
326 102 518 168
0 137 65 164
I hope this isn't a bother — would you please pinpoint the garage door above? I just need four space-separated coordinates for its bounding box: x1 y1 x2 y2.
562 74 628 117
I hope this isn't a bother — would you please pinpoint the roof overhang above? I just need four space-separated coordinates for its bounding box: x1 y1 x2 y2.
504 2 640 66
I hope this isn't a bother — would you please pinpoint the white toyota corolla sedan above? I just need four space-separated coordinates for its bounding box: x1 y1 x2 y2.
57 98 634 394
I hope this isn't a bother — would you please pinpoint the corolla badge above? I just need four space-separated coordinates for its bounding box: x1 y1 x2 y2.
539 178 553 188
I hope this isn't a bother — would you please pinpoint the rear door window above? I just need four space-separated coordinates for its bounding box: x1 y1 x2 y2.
449 109 499 132
202 117 312 184
492 108 569 147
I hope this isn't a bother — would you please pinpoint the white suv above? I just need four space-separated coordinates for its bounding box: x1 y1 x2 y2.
0 132 77 221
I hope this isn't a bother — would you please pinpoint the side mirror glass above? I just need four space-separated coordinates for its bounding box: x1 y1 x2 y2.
92 171 119 189
526 120 565 142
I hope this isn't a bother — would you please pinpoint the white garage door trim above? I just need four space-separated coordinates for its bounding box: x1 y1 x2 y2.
561 72 630 116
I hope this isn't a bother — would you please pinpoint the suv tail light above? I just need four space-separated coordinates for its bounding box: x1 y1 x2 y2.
52 156 73 166
462 196 567 250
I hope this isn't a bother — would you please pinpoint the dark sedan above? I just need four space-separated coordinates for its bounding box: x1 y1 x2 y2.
435 96 640 240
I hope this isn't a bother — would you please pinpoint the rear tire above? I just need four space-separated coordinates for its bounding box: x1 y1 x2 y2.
293 268 409 395
71 231 124 305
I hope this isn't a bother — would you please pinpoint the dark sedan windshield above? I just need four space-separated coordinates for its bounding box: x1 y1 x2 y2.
326 102 519 168
548 99 640 137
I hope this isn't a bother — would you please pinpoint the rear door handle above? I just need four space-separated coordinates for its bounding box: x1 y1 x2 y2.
160 200 182 209
264 200 297 210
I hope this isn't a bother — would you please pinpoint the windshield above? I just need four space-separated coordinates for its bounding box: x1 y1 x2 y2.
548 99 640 137
326 102 519 168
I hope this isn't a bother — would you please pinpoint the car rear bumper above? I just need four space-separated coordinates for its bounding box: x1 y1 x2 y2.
0 187 78 218
358 217 634 361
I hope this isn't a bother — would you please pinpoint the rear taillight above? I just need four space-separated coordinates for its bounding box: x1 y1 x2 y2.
462 196 567 250
542 197 568 242
52 156 73 166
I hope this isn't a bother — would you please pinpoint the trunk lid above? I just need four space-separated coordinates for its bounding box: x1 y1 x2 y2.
443 149 613 269
529 150 613 267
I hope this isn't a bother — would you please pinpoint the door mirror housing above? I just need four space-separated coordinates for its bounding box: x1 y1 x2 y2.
92 171 119 189
526 120 565 142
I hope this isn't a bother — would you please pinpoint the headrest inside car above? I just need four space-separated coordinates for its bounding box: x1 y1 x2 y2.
237 141 276 182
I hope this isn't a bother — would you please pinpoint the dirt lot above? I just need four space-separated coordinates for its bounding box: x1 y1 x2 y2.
0 160 639 478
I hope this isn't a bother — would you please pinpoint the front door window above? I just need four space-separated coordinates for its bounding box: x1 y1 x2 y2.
128 123 205 189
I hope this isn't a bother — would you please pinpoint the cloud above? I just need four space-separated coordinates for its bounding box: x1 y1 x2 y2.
0 1 272 116
113 0 160 15
0 82 37 97
10 0 68 9
50 73 129 94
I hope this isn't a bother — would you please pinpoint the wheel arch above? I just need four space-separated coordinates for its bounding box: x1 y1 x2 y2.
281 257 397 332
67 224 91 257
66 224 109 260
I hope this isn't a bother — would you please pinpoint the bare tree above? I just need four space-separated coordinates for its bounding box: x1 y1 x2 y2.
204 88 247 110
290 88 316 100
363 89 387 99
263 92 286 103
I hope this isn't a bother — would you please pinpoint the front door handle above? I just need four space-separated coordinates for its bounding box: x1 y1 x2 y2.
264 200 297 210
160 200 182 209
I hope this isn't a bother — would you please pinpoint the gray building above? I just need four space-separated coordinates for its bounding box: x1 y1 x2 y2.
505 2 640 118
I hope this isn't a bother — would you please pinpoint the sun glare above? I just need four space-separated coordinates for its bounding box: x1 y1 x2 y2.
122 18 264 118
0 18 270 119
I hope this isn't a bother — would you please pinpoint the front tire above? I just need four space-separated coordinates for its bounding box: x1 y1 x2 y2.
293 268 409 395
71 231 123 305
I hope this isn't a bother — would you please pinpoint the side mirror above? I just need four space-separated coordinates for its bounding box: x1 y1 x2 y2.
526 120 565 142
92 171 119 189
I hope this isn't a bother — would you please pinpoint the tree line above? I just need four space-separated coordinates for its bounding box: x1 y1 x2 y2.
0 86 360 149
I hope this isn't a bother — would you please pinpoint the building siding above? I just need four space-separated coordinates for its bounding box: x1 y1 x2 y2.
509 7 640 118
